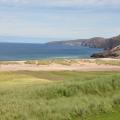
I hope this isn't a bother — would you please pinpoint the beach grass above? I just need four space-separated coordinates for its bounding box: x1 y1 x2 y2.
25 59 78 66
0 71 120 120
0 61 20 65
94 59 120 66
25 60 52 65
1 59 120 67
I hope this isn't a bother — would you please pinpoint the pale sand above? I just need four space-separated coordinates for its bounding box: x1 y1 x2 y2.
0 59 120 71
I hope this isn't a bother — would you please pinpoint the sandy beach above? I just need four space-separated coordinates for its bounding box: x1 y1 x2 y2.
0 59 120 71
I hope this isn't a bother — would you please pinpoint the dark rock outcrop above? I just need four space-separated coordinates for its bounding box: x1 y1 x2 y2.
91 51 119 58
91 44 120 58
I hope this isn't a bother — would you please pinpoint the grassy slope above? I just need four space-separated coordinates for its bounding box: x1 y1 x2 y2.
88 109 120 120
0 71 120 120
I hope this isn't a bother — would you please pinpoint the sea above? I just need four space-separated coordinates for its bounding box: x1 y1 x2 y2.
0 43 102 61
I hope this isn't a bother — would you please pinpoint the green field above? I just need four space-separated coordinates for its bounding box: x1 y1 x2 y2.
0 71 120 120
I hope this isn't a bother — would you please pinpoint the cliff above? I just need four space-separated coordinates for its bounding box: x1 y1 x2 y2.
47 34 120 58
91 35 120 58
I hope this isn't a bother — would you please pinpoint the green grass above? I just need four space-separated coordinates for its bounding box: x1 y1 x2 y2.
0 71 120 120
25 59 78 66
88 109 120 120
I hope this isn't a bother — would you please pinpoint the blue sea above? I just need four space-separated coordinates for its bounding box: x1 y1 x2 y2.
0 43 102 60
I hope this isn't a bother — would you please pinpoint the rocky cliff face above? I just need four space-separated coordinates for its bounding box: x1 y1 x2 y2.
80 37 106 48
105 35 120 49
91 35 120 58
81 35 120 50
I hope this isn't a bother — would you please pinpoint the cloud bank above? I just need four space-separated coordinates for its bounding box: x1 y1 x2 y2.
0 0 120 7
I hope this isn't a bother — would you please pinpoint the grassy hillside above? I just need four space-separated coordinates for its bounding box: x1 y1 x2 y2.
0 71 120 120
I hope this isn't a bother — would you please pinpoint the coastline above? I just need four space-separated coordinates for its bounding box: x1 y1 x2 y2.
0 58 120 72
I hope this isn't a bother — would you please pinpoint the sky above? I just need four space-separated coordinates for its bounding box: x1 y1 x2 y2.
0 0 120 43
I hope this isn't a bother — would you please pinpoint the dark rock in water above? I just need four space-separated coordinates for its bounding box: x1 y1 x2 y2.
91 53 106 58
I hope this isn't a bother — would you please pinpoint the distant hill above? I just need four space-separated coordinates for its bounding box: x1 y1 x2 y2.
47 35 120 49
47 39 85 46
80 37 106 48
47 34 120 58
47 37 106 48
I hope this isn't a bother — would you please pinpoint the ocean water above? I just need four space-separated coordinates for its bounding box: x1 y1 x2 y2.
0 43 102 60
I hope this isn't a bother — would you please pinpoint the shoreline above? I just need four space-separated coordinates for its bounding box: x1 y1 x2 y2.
0 58 120 72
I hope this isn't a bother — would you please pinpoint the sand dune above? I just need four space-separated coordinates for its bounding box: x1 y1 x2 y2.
0 59 120 71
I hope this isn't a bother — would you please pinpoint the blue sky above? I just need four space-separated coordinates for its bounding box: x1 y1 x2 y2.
0 0 120 43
